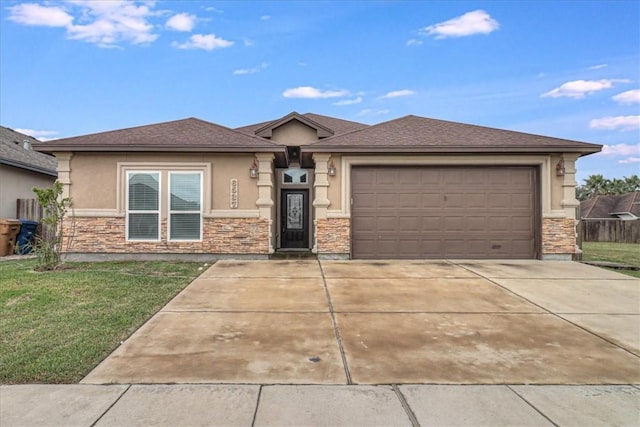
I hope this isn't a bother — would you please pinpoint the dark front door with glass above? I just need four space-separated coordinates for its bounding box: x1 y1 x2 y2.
281 189 309 248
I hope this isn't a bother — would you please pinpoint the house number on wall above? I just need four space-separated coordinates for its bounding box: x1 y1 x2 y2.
230 179 238 209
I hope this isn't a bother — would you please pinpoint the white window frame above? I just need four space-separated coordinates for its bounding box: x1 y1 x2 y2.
168 171 203 242
126 170 161 242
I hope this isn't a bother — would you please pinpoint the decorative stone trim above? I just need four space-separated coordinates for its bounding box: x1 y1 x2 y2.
542 217 577 255
315 217 350 254
62 217 270 254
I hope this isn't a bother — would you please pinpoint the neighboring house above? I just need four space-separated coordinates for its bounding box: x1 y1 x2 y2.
34 112 601 260
580 192 640 221
0 126 58 219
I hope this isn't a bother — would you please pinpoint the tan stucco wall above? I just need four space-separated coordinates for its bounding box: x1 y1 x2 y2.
70 153 118 209
271 121 319 145
69 153 259 211
0 165 56 218
326 154 342 211
549 154 564 211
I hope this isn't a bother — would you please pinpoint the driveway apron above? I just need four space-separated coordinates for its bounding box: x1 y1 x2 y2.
82 260 640 384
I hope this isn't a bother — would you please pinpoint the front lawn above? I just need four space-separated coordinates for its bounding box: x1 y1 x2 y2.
0 260 205 384
581 242 640 278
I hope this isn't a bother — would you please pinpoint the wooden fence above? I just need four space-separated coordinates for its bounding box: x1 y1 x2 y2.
16 199 44 221
578 220 640 244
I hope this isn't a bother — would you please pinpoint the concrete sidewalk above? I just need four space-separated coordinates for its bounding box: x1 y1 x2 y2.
2 384 639 426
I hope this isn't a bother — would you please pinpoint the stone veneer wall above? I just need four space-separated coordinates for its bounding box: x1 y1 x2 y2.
316 218 350 254
62 217 270 254
542 217 577 255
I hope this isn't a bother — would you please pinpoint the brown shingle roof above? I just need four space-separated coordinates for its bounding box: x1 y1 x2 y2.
33 118 284 153
581 192 640 219
304 115 602 154
0 126 57 176
235 112 368 136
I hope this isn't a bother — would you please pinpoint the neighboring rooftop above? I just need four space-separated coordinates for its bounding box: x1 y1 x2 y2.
0 126 57 176
580 192 640 220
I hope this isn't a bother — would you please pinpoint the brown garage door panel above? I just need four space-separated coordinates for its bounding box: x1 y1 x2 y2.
351 166 538 259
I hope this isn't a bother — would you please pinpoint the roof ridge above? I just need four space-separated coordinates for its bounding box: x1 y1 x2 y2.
305 114 411 146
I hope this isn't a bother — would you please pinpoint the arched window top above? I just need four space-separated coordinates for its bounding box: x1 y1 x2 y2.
283 168 308 184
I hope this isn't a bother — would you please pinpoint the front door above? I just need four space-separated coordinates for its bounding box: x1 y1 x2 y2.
281 189 309 248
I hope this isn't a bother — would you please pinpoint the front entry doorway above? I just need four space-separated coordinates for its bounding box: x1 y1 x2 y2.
281 189 309 248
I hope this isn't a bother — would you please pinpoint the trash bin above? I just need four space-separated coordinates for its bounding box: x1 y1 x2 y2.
0 219 22 257
17 219 39 254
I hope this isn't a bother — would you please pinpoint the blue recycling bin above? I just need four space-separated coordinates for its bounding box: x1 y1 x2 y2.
17 220 39 254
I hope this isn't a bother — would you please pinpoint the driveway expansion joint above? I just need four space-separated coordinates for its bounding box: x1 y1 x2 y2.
317 258 353 385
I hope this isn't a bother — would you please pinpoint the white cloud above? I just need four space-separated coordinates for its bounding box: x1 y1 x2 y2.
613 89 640 105
589 116 640 131
8 1 163 47
333 97 362 106
588 64 608 70
166 13 196 32
420 10 499 39
379 89 415 99
599 144 640 156
282 86 348 99
7 3 73 27
7 2 234 49
356 109 390 117
406 38 423 47
541 79 631 99
260 15 271 20
14 128 59 141
618 157 640 164
66 1 159 47
233 62 269 75
173 34 234 50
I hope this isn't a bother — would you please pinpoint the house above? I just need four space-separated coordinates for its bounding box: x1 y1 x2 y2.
33 112 601 260
0 126 58 219
580 192 640 221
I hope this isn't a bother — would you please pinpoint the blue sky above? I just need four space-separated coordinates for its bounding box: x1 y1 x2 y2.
1 1 638 183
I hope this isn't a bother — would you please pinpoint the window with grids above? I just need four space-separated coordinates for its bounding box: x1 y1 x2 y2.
127 172 160 241
169 172 202 241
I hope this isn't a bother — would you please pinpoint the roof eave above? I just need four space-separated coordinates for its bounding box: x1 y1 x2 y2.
0 159 58 176
33 145 286 154
302 145 602 155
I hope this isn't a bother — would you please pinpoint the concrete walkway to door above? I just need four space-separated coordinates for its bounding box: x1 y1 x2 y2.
80 259 640 385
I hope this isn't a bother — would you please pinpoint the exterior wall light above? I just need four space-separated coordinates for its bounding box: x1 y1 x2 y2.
249 159 259 179
328 160 337 177
556 160 565 177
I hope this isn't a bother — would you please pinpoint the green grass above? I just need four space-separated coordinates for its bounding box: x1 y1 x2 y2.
0 260 206 384
581 242 640 278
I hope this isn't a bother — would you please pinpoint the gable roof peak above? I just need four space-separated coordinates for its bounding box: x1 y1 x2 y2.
254 111 334 138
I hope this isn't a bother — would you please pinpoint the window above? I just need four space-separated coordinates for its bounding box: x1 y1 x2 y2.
127 172 160 241
169 172 202 241
283 168 308 184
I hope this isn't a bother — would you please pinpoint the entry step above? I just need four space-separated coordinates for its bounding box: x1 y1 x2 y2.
271 250 316 259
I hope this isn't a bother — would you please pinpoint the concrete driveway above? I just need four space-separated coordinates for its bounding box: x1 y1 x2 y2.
82 260 640 385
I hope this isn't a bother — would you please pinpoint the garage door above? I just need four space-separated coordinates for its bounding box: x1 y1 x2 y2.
351 166 538 259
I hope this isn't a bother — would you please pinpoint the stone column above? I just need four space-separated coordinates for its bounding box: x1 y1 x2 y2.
312 153 331 253
255 153 275 253
560 153 580 218
53 152 73 199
